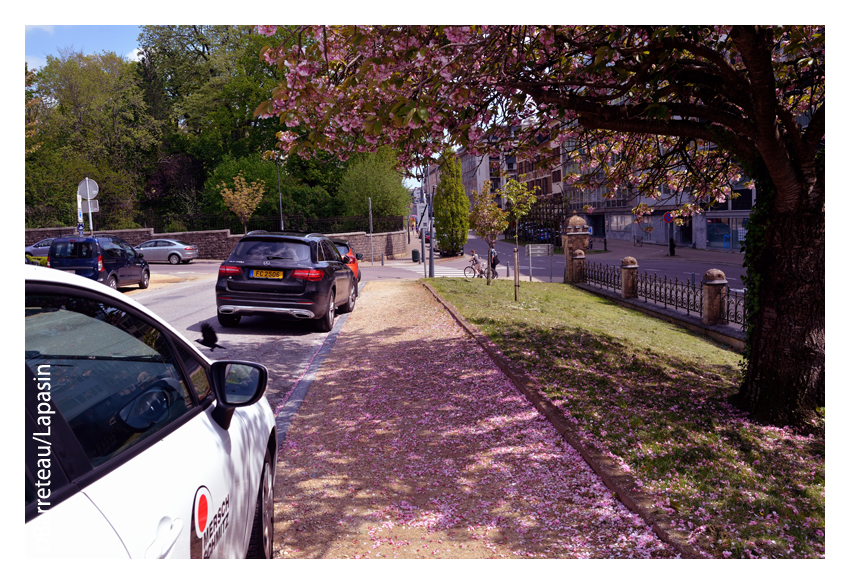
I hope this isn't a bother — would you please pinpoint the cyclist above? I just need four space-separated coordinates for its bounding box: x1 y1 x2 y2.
469 249 484 277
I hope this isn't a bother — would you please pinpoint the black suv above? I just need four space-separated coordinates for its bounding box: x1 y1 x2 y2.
215 231 358 332
48 235 150 290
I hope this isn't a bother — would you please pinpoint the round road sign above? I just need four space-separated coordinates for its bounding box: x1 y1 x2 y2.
78 178 99 200
663 212 674 223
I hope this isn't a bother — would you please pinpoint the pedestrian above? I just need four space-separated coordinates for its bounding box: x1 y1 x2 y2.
489 247 499 275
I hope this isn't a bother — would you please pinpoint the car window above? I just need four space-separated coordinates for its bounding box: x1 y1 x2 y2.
100 239 123 258
322 241 341 262
175 241 193 247
157 241 172 247
231 238 310 261
334 244 349 256
174 344 212 402
50 241 93 259
25 293 196 468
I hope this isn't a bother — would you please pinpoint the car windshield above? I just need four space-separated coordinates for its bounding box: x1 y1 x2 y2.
231 238 311 261
51 241 93 259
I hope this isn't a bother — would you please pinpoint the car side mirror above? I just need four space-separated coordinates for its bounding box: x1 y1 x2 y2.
209 361 268 429
138 253 144 259
342 255 352 264
355 253 363 261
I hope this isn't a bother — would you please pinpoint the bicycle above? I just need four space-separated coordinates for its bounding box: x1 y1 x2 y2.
464 261 493 279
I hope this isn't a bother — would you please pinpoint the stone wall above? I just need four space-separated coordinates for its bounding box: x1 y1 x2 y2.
26 227 408 261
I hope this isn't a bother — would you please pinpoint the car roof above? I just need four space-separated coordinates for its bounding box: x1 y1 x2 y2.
24 265 207 363
240 231 326 240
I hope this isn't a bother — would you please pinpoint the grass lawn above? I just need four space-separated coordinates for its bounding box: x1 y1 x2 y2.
429 278 825 559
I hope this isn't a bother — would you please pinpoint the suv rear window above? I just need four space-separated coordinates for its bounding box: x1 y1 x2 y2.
231 238 311 261
50 241 94 259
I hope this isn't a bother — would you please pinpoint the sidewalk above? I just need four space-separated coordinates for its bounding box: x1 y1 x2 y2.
271 279 679 559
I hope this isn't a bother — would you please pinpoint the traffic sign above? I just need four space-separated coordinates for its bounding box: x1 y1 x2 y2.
663 212 674 223
78 177 99 200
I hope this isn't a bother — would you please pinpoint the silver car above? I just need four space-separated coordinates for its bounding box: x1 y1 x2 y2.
25 238 54 258
135 239 200 264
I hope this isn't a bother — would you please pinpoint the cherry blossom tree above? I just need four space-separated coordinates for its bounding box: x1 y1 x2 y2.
255 25 824 429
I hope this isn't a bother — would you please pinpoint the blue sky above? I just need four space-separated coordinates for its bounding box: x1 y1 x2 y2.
26 25 143 70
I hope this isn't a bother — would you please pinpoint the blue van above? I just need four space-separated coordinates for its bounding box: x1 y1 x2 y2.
47 235 150 290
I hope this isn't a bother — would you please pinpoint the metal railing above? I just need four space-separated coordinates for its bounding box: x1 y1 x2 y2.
582 260 748 331
636 272 703 318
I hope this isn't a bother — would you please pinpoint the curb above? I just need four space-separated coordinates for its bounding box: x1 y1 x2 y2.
421 281 706 559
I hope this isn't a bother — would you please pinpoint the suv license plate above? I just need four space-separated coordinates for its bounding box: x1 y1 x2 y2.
251 270 283 279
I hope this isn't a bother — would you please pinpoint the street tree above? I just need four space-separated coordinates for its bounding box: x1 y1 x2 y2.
219 171 266 233
468 180 509 285
433 154 469 256
337 146 410 217
255 25 824 429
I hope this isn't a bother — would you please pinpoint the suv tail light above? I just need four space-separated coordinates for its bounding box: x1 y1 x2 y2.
46 256 50 268
219 265 242 277
97 255 104 272
291 269 324 282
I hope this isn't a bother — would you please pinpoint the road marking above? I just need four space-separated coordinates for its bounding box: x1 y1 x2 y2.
389 264 469 277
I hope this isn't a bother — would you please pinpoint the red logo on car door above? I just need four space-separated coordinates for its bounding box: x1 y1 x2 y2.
190 486 230 559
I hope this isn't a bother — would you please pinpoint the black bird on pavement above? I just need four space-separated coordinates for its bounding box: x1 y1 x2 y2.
197 322 226 351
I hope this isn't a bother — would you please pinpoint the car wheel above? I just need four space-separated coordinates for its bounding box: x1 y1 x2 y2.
339 283 357 313
168 254 180 265
217 313 241 327
107 276 118 290
246 449 274 559
316 291 335 332
139 270 150 289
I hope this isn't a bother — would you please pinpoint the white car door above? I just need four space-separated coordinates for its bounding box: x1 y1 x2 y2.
25 287 261 558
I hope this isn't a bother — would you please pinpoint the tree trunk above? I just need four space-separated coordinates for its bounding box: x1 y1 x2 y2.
732 207 825 428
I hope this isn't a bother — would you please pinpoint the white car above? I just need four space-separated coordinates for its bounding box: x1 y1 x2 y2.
25 265 277 559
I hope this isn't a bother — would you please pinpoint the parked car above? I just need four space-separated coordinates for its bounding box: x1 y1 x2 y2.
215 231 358 332
331 239 363 283
25 265 277 558
47 234 149 290
25 238 54 258
135 239 199 264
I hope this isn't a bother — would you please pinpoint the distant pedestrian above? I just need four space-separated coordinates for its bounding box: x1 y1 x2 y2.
489 247 499 274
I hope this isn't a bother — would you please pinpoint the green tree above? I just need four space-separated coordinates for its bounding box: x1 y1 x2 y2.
30 48 162 216
468 180 509 285
337 147 410 217
219 171 265 234
502 177 539 247
433 154 469 256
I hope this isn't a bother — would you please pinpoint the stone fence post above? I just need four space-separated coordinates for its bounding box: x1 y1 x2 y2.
701 269 728 326
621 256 638 299
570 249 586 283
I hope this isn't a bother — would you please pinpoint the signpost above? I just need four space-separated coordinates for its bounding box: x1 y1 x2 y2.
526 244 554 282
77 178 99 235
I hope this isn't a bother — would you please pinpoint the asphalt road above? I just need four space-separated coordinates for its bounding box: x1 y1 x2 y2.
127 268 331 413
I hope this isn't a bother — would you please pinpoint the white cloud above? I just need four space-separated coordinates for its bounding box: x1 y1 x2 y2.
26 25 54 34
126 48 142 62
25 55 47 70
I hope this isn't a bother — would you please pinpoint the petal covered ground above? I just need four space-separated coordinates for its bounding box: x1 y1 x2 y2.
272 280 678 558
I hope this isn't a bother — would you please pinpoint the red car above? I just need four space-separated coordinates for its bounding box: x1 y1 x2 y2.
332 239 363 283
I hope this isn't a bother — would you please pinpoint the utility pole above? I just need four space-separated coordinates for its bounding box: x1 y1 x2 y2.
427 163 435 278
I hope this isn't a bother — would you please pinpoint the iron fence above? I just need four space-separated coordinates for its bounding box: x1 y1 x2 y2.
636 272 703 318
582 260 748 331
585 261 621 292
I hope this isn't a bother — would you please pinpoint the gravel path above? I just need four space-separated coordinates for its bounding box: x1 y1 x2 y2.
272 280 678 559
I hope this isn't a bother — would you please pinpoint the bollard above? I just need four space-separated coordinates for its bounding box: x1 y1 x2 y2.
381 253 385 266
506 259 510 278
